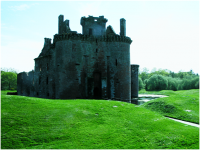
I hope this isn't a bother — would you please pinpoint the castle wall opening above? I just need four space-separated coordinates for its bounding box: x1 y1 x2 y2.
93 72 101 98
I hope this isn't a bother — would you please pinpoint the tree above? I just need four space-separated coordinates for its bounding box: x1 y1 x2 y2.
165 77 180 91
1 68 18 74
149 69 170 78
147 74 168 91
1 71 17 90
138 77 144 90
180 76 199 90
139 67 149 81
143 79 148 90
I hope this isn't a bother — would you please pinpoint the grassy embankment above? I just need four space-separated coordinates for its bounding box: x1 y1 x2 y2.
1 90 199 149
139 89 199 124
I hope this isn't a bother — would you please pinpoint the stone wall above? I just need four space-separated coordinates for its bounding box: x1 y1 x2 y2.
17 71 34 96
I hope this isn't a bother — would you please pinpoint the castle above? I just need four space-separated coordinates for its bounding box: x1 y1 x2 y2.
17 15 139 102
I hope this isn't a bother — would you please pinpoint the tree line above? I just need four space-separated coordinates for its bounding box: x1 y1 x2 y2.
139 68 199 91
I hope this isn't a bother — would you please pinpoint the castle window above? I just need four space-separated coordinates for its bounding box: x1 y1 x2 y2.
40 67 42 71
47 93 49 97
116 59 118 66
96 48 98 53
89 28 93 35
46 77 48 84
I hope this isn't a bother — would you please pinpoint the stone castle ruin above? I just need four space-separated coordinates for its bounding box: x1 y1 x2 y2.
17 15 139 101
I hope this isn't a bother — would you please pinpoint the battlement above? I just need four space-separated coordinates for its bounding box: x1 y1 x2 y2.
53 33 132 44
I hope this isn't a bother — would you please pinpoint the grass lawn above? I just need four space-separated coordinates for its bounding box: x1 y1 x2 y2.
139 89 199 124
1 90 199 149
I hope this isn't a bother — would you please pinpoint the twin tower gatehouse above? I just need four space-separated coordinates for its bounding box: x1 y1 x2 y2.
17 15 139 101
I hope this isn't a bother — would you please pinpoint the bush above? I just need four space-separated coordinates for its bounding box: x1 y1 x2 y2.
180 76 199 90
147 74 168 91
165 77 181 91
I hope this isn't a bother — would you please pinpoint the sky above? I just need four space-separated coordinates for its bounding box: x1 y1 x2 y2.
1 0 199 74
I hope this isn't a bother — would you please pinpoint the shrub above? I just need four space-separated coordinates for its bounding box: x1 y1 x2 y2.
147 74 168 91
180 76 199 90
165 77 180 91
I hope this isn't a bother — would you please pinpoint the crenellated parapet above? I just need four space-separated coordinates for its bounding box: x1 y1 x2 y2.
53 33 132 44
81 15 107 26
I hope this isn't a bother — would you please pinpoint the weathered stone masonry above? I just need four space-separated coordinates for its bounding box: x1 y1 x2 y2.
17 15 139 101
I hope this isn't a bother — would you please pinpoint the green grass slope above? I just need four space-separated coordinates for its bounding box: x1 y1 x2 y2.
140 89 199 124
1 91 199 149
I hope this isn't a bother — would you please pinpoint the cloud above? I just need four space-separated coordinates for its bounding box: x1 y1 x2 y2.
9 3 39 11
9 4 30 11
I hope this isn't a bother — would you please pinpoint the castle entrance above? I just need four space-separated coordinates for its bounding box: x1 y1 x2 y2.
93 72 101 98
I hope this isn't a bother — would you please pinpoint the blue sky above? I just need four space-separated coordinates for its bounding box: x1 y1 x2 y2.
1 1 199 74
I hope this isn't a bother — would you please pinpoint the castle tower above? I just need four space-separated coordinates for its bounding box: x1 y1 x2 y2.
80 15 108 36
120 18 126 36
131 65 139 98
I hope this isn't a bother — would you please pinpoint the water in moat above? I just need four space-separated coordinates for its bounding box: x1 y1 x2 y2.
131 94 168 105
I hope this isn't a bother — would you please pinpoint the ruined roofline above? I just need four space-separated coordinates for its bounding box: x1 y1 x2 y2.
58 15 127 38
18 70 34 75
34 54 52 60
53 33 132 44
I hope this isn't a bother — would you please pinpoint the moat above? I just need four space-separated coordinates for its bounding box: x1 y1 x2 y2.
137 94 168 105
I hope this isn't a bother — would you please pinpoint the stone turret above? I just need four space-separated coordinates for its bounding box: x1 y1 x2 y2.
44 38 51 46
131 65 139 98
120 18 126 36
80 15 108 36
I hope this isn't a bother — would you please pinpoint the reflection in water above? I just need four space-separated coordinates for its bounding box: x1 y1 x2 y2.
131 95 168 105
